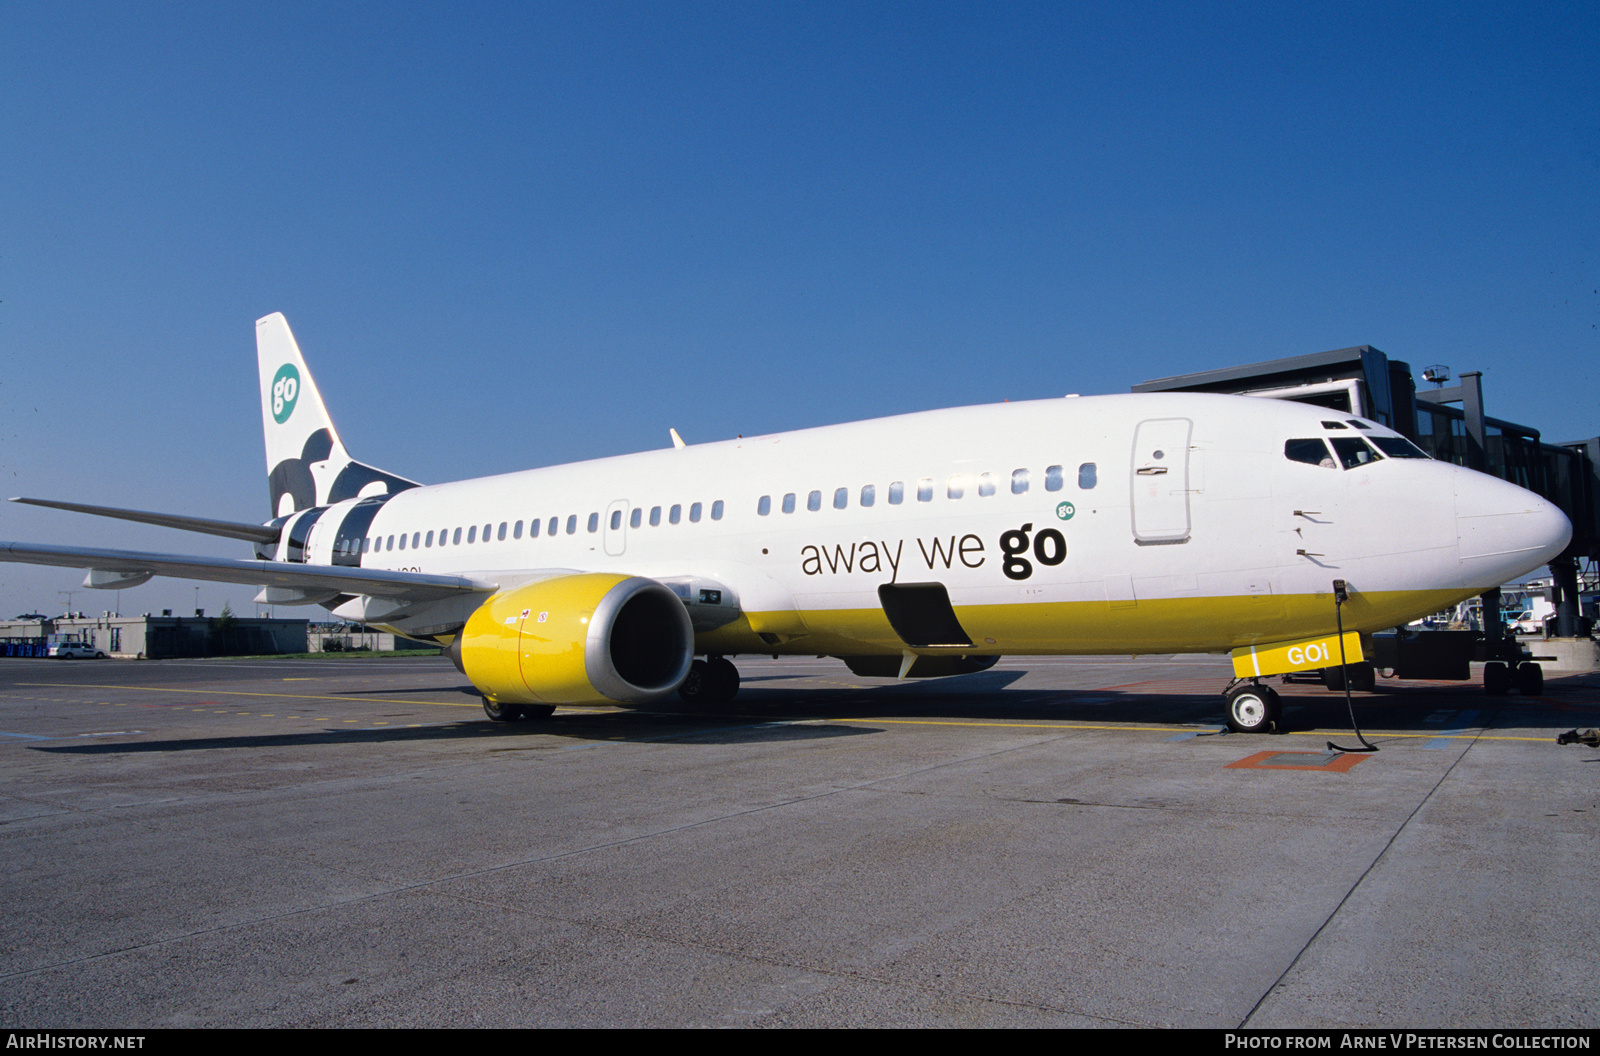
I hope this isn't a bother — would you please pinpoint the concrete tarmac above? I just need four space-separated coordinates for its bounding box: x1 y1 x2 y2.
1 652 1597 1028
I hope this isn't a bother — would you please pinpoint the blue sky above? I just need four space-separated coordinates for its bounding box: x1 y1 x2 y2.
2 1 1596 616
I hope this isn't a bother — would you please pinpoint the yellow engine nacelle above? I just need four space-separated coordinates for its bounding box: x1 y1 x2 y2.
448 573 694 706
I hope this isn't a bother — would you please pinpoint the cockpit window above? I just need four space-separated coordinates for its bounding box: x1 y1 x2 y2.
1320 421 1348 430
1347 419 1375 430
1330 436 1383 469
1286 438 1336 467
1368 435 1429 459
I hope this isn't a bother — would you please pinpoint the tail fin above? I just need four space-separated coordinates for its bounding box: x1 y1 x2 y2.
256 313 420 517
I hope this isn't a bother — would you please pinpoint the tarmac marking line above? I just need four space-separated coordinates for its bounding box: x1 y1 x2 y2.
16 682 480 709
819 717 1561 742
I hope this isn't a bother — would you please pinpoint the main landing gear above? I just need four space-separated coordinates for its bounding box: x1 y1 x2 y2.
679 655 740 707
482 699 557 722
1223 680 1282 734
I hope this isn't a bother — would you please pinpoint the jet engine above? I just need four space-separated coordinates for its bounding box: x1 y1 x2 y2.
446 573 694 709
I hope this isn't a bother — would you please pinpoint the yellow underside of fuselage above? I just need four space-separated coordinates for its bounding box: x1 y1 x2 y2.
694 587 1477 658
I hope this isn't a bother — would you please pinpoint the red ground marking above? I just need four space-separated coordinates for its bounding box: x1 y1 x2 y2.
1225 750 1371 773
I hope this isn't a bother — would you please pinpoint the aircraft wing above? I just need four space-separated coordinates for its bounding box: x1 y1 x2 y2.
9 497 282 545
0 541 496 602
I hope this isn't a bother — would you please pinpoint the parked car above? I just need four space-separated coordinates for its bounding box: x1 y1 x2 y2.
47 641 106 658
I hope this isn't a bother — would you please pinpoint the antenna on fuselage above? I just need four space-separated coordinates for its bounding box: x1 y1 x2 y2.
669 428 687 449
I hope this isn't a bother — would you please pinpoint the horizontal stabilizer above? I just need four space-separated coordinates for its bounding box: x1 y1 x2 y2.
10 497 280 545
0 540 496 602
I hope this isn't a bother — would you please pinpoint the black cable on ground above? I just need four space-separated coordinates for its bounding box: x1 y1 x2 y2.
1326 579 1379 754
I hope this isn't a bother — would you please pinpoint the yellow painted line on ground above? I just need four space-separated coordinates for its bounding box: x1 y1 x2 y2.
821 718 1192 733
822 717 1559 741
17 682 480 708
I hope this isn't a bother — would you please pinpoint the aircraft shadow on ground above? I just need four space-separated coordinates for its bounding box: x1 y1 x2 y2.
28 670 1599 756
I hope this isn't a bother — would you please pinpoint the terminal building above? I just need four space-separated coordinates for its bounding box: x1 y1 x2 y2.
0 612 308 659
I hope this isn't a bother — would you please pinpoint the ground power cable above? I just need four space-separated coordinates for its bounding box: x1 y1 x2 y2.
1326 578 1379 754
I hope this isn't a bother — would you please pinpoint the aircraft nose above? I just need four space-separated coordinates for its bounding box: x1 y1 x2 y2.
1456 472 1572 587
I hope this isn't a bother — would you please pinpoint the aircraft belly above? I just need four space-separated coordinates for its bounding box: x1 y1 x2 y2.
715 585 1472 658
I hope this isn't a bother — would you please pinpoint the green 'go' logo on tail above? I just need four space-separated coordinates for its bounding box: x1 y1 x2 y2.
271 364 300 424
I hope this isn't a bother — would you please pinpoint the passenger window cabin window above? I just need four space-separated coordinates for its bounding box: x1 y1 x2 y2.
807 490 821 512
782 493 796 514
1045 465 1064 491
860 484 875 507
497 522 507 541
1285 438 1336 467
412 532 421 549
425 530 434 548
978 473 995 497
1011 468 1029 494
398 534 406 550
630 508 642 528
529 519 540 538
888 481 904 504
467 526 476 544
711 500 724 520
483 523 492 540
587 512 599 532
513 520 523 539
1078 463 1097 489
758 495 771 516
649 506 662 526
833 488 847 510
453 527 462 545
610 510 622 530
548 516 559 536
566 515 577 534
689 502 702 523
669 504 681 524
917 479 933 502
947 476 965 499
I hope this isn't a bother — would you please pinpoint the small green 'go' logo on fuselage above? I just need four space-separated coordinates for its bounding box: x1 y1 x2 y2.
271 364 300 424
1056 501 1075 521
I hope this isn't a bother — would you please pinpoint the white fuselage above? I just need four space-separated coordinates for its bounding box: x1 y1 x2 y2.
282 392 1570 656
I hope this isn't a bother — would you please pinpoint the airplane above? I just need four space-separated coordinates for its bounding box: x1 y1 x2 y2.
1 313 1573 733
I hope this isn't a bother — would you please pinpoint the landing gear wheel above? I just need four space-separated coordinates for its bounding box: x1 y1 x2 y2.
1483 662 1511 696
1515 662 1544 696
1224 683 1281 733
707 656 740 704
678 659 712 705
482 698 524 722
679 657 741 706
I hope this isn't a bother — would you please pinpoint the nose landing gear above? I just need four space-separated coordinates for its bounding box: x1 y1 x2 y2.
1223 680 1282 733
